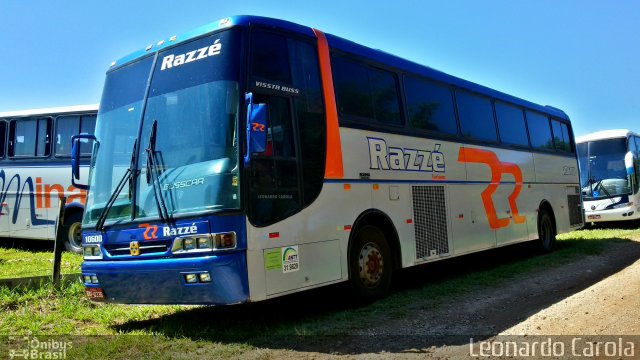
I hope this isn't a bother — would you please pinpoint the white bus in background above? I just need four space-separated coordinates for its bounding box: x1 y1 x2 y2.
0 105 98 252
577 129 640 223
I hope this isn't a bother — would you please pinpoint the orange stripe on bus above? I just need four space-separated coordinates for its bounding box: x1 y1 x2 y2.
313 29 344 179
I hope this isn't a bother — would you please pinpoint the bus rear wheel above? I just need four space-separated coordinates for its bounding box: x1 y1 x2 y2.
538 208 556 253
63 212 83 254
349 225 393 303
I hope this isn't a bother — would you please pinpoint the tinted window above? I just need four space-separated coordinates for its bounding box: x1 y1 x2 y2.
252 31 291 84
404 76 457 135
561 122 572 152
333 56 402 125
0 121 5 158
551 119 571 152
289 40 325 206
55 116 79 156
55 114 97 156
11 119 37 156
80 115 97 154
526 111 554 150
495 102 528 146
36 118 51 156
456 90 497 142
369 67 401 125
333 56 372 118
101 56 154 113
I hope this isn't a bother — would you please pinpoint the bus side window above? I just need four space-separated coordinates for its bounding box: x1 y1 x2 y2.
495 102 529 147
332 55 403 126
551 119 571 152
526 111 554 151
55 115 80 156
9 117 52 157
456 90 497 143
404 75 457 136
80 114 97 154
0 120 6 158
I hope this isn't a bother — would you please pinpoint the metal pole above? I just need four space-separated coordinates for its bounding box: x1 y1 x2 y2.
52 196 67 287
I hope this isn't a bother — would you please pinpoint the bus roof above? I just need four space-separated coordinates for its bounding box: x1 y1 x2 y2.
576 129 639 144
0 104 99 118
111 15 568 120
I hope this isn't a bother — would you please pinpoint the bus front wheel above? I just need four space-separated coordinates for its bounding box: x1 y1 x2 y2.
538 208 556 253
349 225 393 303
63 212 83 254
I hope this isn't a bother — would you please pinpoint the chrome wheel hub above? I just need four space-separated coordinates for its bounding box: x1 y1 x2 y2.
358 242 384 288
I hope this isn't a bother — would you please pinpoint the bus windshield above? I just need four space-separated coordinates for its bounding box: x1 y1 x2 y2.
83 29 242 226
578 137 631 200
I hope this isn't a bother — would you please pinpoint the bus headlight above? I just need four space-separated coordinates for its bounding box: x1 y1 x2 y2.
83 245 103 259
213 232 236 249
172 232 236 254
197 236 212 249
183 238 195 251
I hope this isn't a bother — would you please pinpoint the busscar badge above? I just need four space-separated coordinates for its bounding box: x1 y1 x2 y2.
130 241 140 256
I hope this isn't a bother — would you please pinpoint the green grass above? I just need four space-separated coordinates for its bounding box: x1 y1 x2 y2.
0 247 83 279
1 228 640 358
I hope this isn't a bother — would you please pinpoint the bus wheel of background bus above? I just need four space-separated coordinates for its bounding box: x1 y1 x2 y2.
537 207 557 253
63 212 83 254
349 225 393 303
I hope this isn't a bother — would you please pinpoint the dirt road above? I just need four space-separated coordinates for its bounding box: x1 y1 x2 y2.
236 237 640 359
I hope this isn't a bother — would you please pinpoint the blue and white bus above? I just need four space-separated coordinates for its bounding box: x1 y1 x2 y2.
0 105 98 252
74 16 582 304
577 130 640 223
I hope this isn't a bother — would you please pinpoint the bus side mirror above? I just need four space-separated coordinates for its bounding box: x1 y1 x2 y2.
625 151 634 175
244 92 268 166
71 134 97 190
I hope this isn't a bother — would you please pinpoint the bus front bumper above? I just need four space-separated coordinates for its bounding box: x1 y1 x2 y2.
585 206 638 222
81 252 249 305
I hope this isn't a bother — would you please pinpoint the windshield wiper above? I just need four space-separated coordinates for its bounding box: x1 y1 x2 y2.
145 120 170 222
95 140 138 231
591 178 616 203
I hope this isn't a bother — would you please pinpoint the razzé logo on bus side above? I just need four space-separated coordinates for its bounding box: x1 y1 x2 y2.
458 148 526 230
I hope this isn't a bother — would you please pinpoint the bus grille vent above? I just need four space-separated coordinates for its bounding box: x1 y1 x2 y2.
412 185 449 259
567 194 582 226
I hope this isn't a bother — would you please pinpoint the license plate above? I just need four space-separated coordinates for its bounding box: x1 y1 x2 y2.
588 215 601 220
85 287 105 301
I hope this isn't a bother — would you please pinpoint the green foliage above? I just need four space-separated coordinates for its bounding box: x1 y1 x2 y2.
0 248 82 279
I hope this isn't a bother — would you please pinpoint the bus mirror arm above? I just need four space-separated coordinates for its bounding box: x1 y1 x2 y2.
71 134 98 190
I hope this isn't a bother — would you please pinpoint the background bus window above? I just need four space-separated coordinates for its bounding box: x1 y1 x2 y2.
456 90 497 142
333 56 402 126
526 111 554 150
551 119 571 152
55 114 97 156
0 121 6 158
495 102 529 147
404 76 457 135
9 117 51 157
36 118 50 156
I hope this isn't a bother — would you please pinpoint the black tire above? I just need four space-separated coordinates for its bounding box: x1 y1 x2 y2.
63 211 83 254
348 225 393 303
538 208 556 253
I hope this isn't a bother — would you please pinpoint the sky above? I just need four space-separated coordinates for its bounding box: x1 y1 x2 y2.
0 0 638 137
